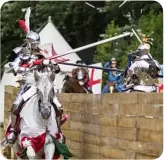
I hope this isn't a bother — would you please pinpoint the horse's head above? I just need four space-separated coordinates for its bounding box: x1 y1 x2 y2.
77 68 85 80
34 71 55 119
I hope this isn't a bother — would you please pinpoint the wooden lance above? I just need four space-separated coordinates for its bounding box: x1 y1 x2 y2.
58 62 124 72
47 32 133 60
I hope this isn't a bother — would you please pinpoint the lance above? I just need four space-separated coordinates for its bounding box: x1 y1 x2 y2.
119 0 130 8
3 32 133 74
58 62 124 72
1 32 132 69
131 29 142 44
47 32 133 60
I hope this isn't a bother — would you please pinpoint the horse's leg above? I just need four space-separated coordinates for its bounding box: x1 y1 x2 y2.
44 133 55 159
12 140 22 160
26 145 36 159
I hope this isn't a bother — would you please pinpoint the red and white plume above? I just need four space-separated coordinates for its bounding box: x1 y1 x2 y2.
18 7 31 33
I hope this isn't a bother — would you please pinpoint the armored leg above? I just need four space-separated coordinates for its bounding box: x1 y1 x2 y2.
7 96 24 144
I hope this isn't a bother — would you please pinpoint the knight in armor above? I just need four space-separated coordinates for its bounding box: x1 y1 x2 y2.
102 58 121 93
4 9 66 143
123 35 161 92
5 31 65 144
72 60 91 92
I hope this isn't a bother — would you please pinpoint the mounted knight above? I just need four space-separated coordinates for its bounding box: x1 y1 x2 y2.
122 34 162 92
1 8 70 158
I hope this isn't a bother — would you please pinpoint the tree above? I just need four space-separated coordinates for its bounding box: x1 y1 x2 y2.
1 1 163 65
94 21 132 69
94 10 163 68
138 10 163 63
1 1 106 64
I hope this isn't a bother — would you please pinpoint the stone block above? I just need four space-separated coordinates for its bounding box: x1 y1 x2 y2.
68 140 84 151
71 94 86 103
139 104 163 118
83 153 103 159
100 126 117 137
70 112 100 125
118 138 132 151
100 137 118 148
136 153 158 159
138 93 163 104
85 94 101 104
101 126 137 140
84 103 100 114
117 127 137 140
70 121 101 136
138 129 163 144
118 115 137 128
62 130 84 142
100 115 117 126
70 148 84 158
119 104 141 116
68 103 81 112
137 117 163 131
83 134 100 146
57 93 72 102
61 102 69 111
152 104 163 118
118 139 163 157
83 144 99 155
100 147 135 159
100 104 119 116
118 93 138 104
102 93 138 104
67 141 99 155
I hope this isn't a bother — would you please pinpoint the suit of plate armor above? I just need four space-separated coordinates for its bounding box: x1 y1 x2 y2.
124 36 161 92
6 31 63 144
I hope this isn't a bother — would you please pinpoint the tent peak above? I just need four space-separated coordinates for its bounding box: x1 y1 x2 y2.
48 16 52 23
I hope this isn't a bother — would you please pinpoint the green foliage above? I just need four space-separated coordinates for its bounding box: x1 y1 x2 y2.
1 1 105 63
94 9 163 70
138 11 163 63
94 21 131 69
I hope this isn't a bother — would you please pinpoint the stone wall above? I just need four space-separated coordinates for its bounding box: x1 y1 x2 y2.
3 86 163 159
58 93 163 159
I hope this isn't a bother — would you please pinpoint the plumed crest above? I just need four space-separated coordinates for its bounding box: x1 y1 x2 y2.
141 34 154 45
18 20 28 33
25 7 31 33
18 7 31 33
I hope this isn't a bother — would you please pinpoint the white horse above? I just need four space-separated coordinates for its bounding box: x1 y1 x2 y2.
12 71 63 159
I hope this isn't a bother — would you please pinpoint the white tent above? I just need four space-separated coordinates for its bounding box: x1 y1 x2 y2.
0 17 102 123
39 16 82 72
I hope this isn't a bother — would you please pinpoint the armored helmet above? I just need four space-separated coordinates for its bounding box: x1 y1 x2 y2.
137 34 153 50
26 31 40 42
26 31 40 49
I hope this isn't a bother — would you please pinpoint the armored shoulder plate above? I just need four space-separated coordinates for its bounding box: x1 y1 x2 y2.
12 47 24 54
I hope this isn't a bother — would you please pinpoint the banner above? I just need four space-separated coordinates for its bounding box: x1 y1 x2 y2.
88 63 102 94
